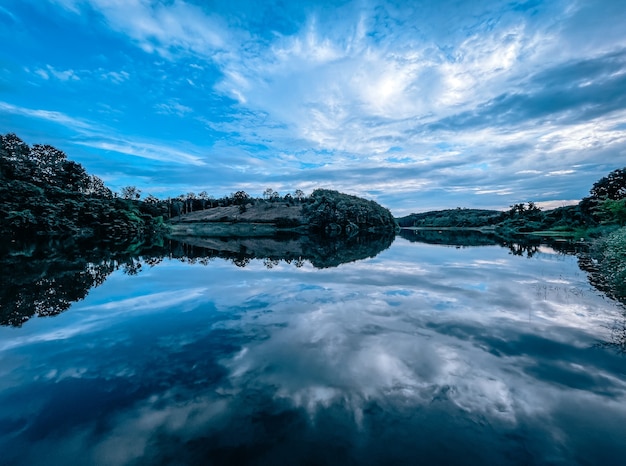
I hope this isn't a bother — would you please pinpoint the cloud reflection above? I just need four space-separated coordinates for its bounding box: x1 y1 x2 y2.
1 240 626 464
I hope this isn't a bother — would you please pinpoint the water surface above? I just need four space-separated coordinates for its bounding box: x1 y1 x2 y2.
1 236 625 465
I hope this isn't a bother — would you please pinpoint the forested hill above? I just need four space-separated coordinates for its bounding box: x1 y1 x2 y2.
0 134 168 239
397 209 504 228
0 134 397 239
303 189 397 234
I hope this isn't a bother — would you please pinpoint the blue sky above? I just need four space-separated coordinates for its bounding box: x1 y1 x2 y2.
1 0 625 215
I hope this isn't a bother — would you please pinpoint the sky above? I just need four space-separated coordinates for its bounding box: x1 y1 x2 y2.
0 0 625 215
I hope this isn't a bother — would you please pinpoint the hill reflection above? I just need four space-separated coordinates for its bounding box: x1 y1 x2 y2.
172 231 395 269
397 228 583 257
0 232 395 326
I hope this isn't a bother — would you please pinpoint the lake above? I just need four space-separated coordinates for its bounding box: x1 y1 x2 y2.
1 233 625 465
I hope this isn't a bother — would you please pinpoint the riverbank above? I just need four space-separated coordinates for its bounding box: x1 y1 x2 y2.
589 226 626 304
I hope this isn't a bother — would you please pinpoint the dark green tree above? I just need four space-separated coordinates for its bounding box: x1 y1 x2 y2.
232 190 250 206
590 167 626 200
121 186 141 200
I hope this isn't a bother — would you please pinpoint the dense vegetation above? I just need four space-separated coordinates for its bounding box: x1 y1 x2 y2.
397 208 503 228
397 167 626 303
302 189 397 234
396 203 596 234
397 168 626 239
1 134 396 239
588 229 626 303
0 237 167 326
0 134 168 241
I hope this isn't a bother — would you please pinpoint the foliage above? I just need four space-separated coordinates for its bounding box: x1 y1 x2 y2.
0 238 167 326
0 134 168 240
232 190 250 205
595 199 626 226
121 185 141 200
581 227 626 305
579 167 626 222
302 189 397 234
595 227 626 299
397 208 504 228
590 167 626 201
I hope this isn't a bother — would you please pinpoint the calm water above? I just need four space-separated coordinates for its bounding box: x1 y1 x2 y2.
1 236 626 465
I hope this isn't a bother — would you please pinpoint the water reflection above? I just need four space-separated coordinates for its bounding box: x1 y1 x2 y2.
0 239 164 327
0 233 394 326
171 231 395 268
1 234 625 465
398 227 584 257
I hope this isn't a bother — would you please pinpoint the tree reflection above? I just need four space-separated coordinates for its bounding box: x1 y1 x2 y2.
169 231 395 269
0 232 394 326
398 228 582 257
0 239 164 326
505 241 540 258
398 228 501 247
593 308 626 355
605 314 626 354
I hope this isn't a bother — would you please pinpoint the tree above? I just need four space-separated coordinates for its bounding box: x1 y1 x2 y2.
198 191 209 210
581 167 626 221
0 133 30 161
121 186 141 200
590 167 626 200
597 199 626 226
508 203 526 216
86 175 112 198
30 144 68 185
232 190 250 206
263 188 277 201
60 160 89 192
30 144 67 166
527 202 540 212
186 192 196 213
294 189 305 202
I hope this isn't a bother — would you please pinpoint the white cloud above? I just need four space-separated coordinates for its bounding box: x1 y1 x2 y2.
535 199 580 210
547 170 575 176
58 0 228 59
75 139 206 166
154 100 193 117
34 68 49 79
0 101 95 131
45 65 80 81
29 65 80 81
100 70 130 83
0 101 208 168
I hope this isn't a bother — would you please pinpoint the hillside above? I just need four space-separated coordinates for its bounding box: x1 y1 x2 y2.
396 208 505 228
171 189 398 236
174 203 304 224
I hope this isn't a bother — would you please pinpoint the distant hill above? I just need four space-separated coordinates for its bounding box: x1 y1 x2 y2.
396 208 505 228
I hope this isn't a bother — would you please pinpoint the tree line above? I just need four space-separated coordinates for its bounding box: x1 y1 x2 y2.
1 134 397 239
153 187 310 217
0 134 169 240
397 167 626 236
0 133 319 238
